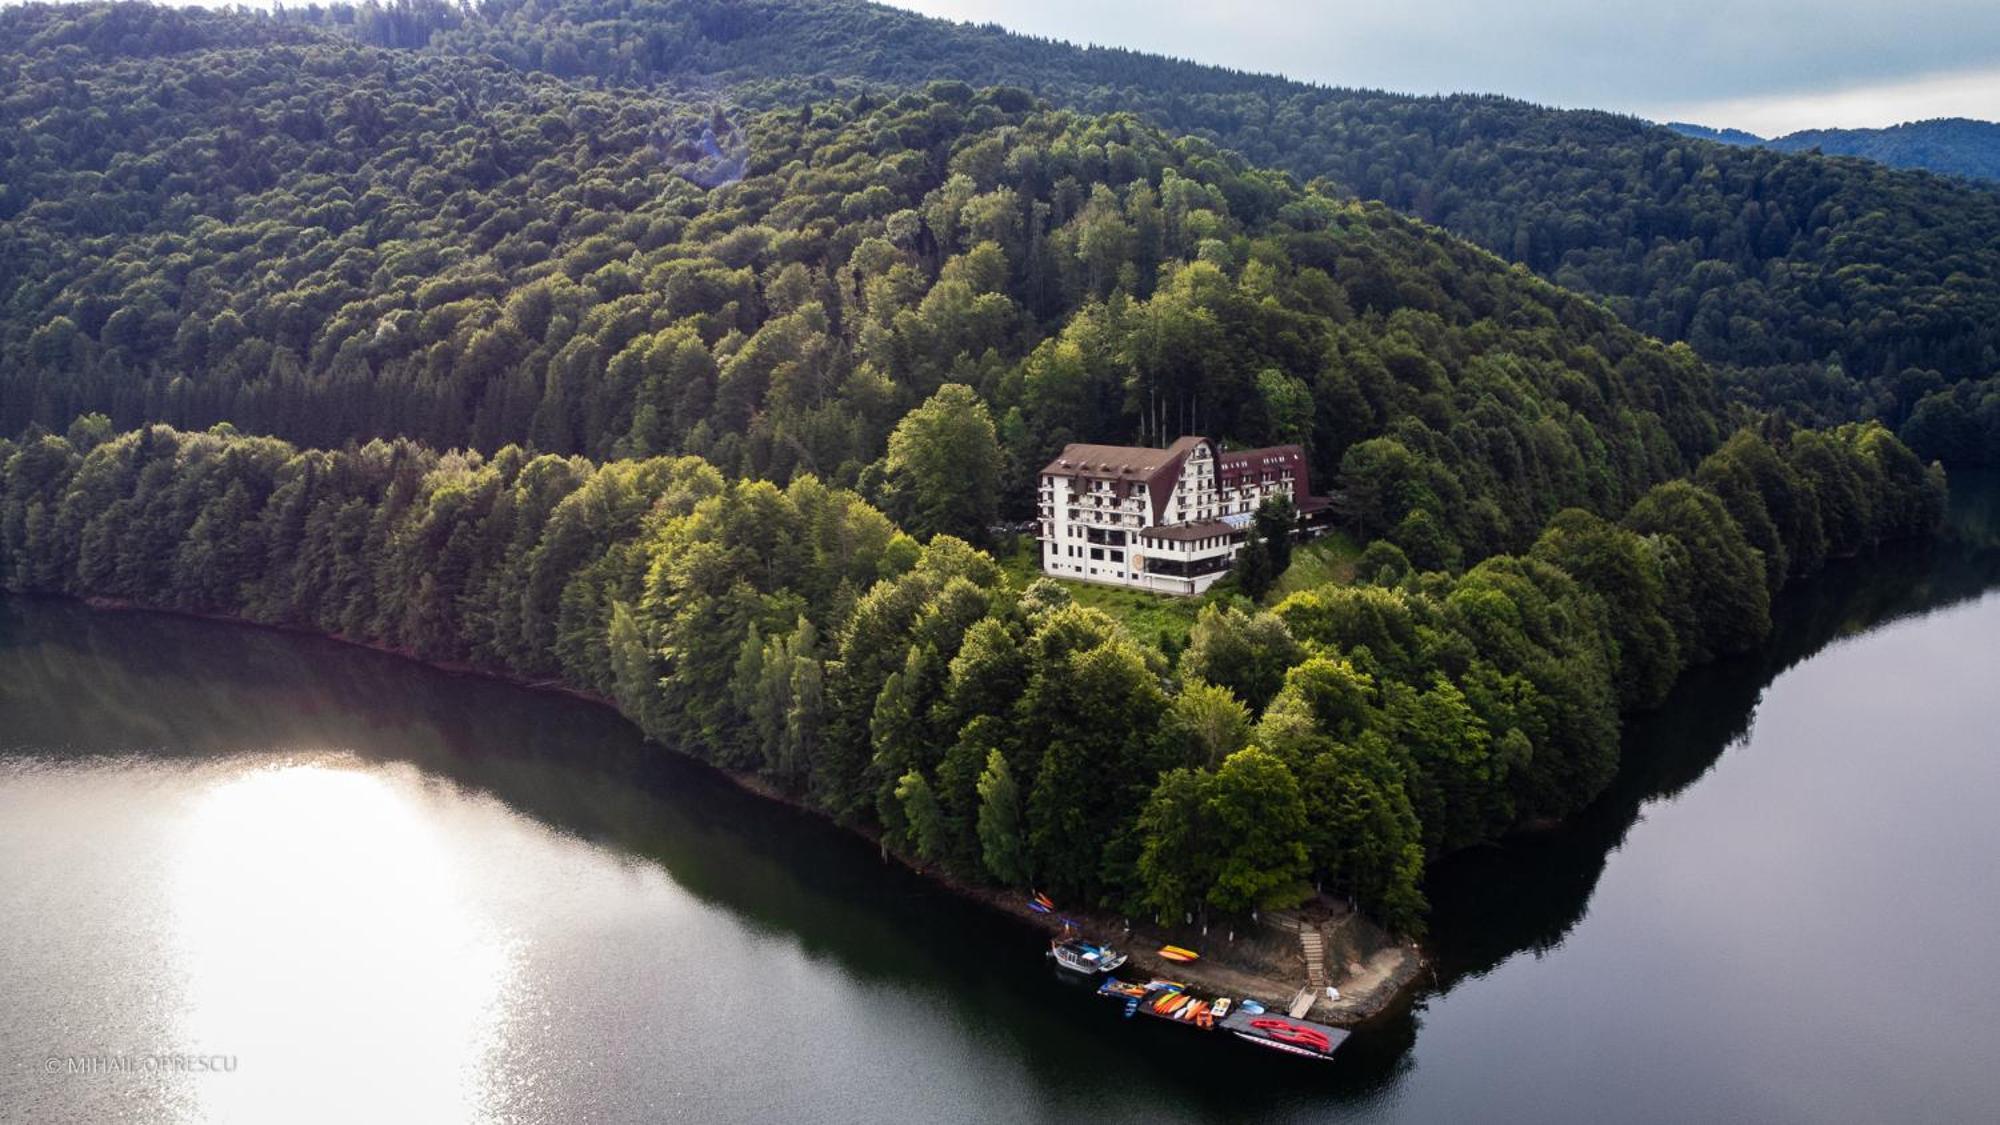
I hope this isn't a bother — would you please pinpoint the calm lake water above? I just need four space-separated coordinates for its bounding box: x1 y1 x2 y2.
4 477 1998 1124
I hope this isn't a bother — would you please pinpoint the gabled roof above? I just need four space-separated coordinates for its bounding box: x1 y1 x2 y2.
1217 443 1306 480
1042 437 1329 525
1041 436 1212 523
1038 436 1198 479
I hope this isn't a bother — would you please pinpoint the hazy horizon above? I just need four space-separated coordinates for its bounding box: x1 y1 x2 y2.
888 0 2000 136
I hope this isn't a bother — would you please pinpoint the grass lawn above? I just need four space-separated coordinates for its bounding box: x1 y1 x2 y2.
1062 580 1212 648
995 534 1213 647
996 531 1362 647
1266 531 1363 602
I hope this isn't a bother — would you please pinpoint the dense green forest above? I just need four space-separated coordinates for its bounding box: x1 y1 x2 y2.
0 2 1964 931
361 0 2000 456
122 0 2000 399
0 417 1944 929
1671 118 2000 186
0 15 1732 567
10 0 1997 459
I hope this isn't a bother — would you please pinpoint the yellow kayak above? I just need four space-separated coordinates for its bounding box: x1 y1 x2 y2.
1158 945 1200 963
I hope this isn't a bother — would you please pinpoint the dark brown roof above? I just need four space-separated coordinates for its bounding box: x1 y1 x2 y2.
1041 437 1330 522
1218 444 1306 486
1041 442 1175 478
1041 436 1212 524
1217 443 1331 508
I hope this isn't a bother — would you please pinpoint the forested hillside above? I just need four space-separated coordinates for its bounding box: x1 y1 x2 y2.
1 14 1728 567
0 417 1944 931
15 0 2000 468
10 0 2000 470
333 0 2000 460
0 2 1960 932
1670 118 2000 185
231 0 2000 387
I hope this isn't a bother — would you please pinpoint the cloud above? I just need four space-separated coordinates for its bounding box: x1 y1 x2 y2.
892 0 2000 125
1654 64 2000 136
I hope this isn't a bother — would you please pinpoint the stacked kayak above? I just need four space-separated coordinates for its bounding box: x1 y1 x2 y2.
1098 978 1232 1030
1086 973 1349 1062
1138 983 1231 1029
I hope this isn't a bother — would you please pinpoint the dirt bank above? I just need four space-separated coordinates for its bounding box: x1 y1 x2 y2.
935 874 1425 1027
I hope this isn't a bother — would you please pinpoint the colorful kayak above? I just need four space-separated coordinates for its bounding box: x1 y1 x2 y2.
1158 945 1200 963
1069 951 1348 1061
1119 983 1228 1031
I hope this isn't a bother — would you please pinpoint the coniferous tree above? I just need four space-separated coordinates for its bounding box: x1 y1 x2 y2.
974 749 1029 886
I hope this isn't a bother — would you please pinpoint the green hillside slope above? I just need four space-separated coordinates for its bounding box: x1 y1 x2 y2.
1 19 1730 567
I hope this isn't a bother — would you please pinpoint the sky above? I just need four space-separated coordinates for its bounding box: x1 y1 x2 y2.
890 0 2000 136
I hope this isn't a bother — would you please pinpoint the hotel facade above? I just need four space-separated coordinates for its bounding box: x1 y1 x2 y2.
1037 436 1331 596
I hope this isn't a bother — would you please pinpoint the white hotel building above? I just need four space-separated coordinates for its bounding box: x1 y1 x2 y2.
1037 435 1330 596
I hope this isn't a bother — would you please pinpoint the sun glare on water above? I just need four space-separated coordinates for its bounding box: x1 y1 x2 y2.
168 757 518 1124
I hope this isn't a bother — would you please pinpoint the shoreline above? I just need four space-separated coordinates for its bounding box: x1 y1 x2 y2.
880 847 1427 1028
56 592 1429 1027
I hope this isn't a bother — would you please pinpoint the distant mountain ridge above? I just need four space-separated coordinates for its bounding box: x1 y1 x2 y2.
1667 117 2000 183
1662 122 1766 147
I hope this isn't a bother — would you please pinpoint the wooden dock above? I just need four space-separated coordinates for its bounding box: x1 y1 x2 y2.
1288 986 1317 1019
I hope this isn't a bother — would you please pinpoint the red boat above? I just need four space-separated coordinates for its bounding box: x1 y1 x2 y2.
1217 1008 1350 1061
